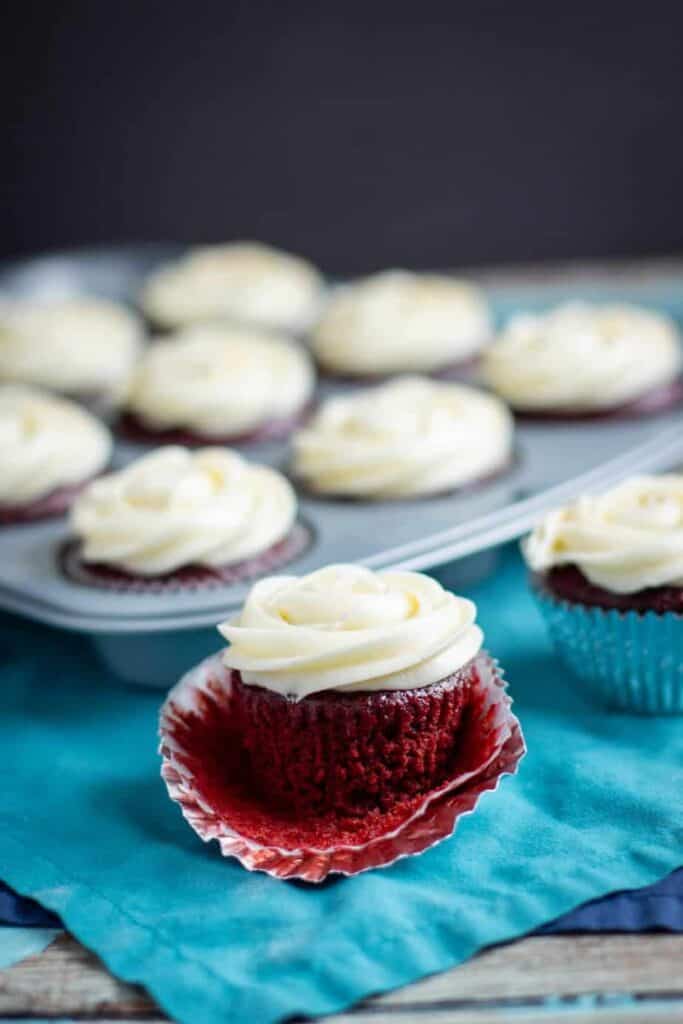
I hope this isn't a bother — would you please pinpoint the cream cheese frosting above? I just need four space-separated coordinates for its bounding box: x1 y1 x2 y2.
0 386 111 505
124 325 315 438
483 302 682 412
523 475 683 593
141 242 324 333
71 446 297 575
219 564 483 699
311 270 491 376
292 376 513 499
0 297 143 398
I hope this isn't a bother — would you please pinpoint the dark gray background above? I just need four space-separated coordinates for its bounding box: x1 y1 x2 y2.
4 1 683 274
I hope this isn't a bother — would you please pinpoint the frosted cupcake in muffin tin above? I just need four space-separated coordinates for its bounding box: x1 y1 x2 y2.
0 385 112 525
64 446 309 592
292 375 513 499
140 242 325 334
524 474 683 712
0 297 143 406
311 270 492 379
119 325 315 445
483 302 683 419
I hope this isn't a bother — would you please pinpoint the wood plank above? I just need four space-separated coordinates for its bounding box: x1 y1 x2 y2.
2 933 683 1020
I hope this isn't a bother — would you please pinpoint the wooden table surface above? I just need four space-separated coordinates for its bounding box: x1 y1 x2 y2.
2 930 683 1023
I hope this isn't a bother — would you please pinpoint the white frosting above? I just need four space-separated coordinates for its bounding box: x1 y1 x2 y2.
0 298 143 397
523 475 683 593
141 242 324 332
311 270 491 375
292 376 513 498
484 302 682 411
0 386 111 505
71 446 297 575
220 564 483 699
125 325 315 437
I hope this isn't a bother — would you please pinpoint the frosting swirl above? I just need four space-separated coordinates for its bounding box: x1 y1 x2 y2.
141 242 324 332
523 475 683 593
311 270 491 376
220 564 483 699
71 446 297 575
484 302 682 411
292 376 513 498
0 298 143 398
125 325 315 438
0 386 111 505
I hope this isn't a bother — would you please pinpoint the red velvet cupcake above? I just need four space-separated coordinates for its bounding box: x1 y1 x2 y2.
0 386 112 526
159 564 524 879
120 324 315 445
484 302 683 420
66 446 308 592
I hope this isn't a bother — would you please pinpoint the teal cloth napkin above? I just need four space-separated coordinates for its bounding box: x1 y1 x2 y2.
1 547 682 1024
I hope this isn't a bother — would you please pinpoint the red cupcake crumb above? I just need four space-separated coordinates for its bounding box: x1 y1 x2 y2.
514 377 683 422
59 522 312 593
164 654 509 849
536 565 683 614
117 402 315 447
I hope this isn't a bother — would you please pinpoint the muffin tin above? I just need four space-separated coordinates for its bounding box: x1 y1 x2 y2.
2 246 683 686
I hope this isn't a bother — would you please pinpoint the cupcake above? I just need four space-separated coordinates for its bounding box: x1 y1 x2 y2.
483 302 683 419
119 325 315 445
0 385 112 525
0 297 143 406
311 270 491 379
523 474 683 712
292 375 513 499
160 565 523 879
65 446 308 591
140 242 324 334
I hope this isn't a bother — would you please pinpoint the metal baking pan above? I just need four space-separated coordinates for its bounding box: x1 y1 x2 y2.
2 247 683 684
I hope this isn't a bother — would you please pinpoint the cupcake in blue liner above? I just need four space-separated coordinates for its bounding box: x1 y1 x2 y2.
522 475 683 714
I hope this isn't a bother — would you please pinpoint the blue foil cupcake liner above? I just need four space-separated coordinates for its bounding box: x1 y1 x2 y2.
531 583 683 714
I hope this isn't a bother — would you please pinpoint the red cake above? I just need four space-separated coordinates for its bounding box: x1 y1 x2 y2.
231 661 475 818
535 564 683 614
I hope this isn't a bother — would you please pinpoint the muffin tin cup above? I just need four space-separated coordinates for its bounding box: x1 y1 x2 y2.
158 652 525 881
531 583 683 714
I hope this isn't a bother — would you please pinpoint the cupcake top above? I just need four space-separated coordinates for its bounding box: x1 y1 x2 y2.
483 302 682 412
0 297 143 398
523 474 683 593
219 564 483 699
124 325 315 439
311 270 491 376
141 242 324 333
292 376 513 499
0 385 111 506
71 446 297 576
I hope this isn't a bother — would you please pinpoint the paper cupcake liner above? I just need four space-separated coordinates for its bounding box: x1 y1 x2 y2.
159 653 525 882
59 521 312 594
0 480 94 527
532 583 683 714
117 402 316 447
515 376 683 422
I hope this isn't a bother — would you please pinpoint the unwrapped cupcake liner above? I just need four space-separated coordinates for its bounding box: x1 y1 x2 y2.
159 653 525 882
532 583 683 714
59 521 312 594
